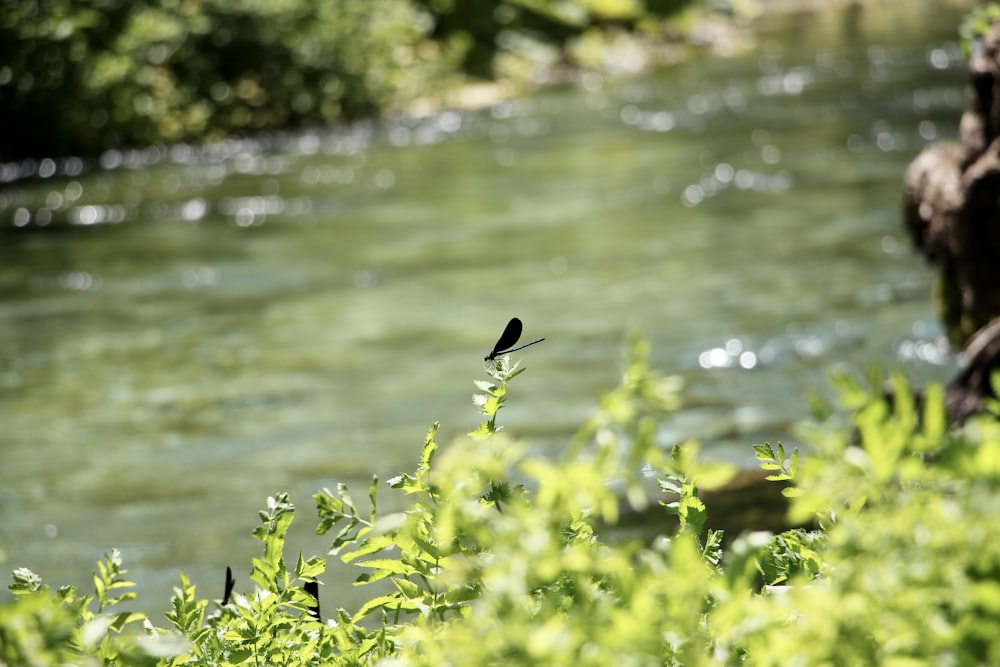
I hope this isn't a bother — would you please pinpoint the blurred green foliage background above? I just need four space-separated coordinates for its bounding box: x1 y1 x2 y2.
0 0 694 161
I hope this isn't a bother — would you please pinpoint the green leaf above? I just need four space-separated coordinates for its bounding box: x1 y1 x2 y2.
356 559 414 576
467 422 495 439
753 442 777 463
296 554 326 580
368 475 380 523
9 567 44 594
354 593 411 621
392 577 422 599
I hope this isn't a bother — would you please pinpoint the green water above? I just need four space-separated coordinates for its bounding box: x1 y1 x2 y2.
0 1 966 608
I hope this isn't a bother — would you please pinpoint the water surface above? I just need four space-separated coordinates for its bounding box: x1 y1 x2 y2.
0 1 965 608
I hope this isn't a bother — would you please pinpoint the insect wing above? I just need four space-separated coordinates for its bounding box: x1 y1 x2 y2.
490 317 523 357
304 580 321 620
222 566 235 605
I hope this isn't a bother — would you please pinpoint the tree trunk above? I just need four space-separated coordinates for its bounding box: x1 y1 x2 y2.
903 21 1000 424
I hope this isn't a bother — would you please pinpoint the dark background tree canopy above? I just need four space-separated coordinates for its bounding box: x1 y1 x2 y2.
0 0 694 162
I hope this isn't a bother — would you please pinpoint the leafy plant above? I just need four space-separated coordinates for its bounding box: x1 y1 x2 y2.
5 343 1000 664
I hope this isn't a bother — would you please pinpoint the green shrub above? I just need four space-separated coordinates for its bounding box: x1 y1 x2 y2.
416 0 697 81
4 342 1000 665
0 0 455 160
1 0 703 160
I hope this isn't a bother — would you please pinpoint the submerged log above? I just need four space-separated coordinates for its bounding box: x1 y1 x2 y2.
614 468 804 544
946 317 1000 424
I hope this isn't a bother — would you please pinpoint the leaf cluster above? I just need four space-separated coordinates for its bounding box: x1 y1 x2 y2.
5 345 1000 665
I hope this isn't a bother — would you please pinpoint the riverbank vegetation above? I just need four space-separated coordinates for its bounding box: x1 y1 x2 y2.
1 0 718 161
4 339 1000 665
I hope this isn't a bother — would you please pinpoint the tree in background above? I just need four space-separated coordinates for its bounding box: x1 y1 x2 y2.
0 0 696 161
0 0 453 160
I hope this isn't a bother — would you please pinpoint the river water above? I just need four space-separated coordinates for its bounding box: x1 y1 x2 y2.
0 1 967 609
